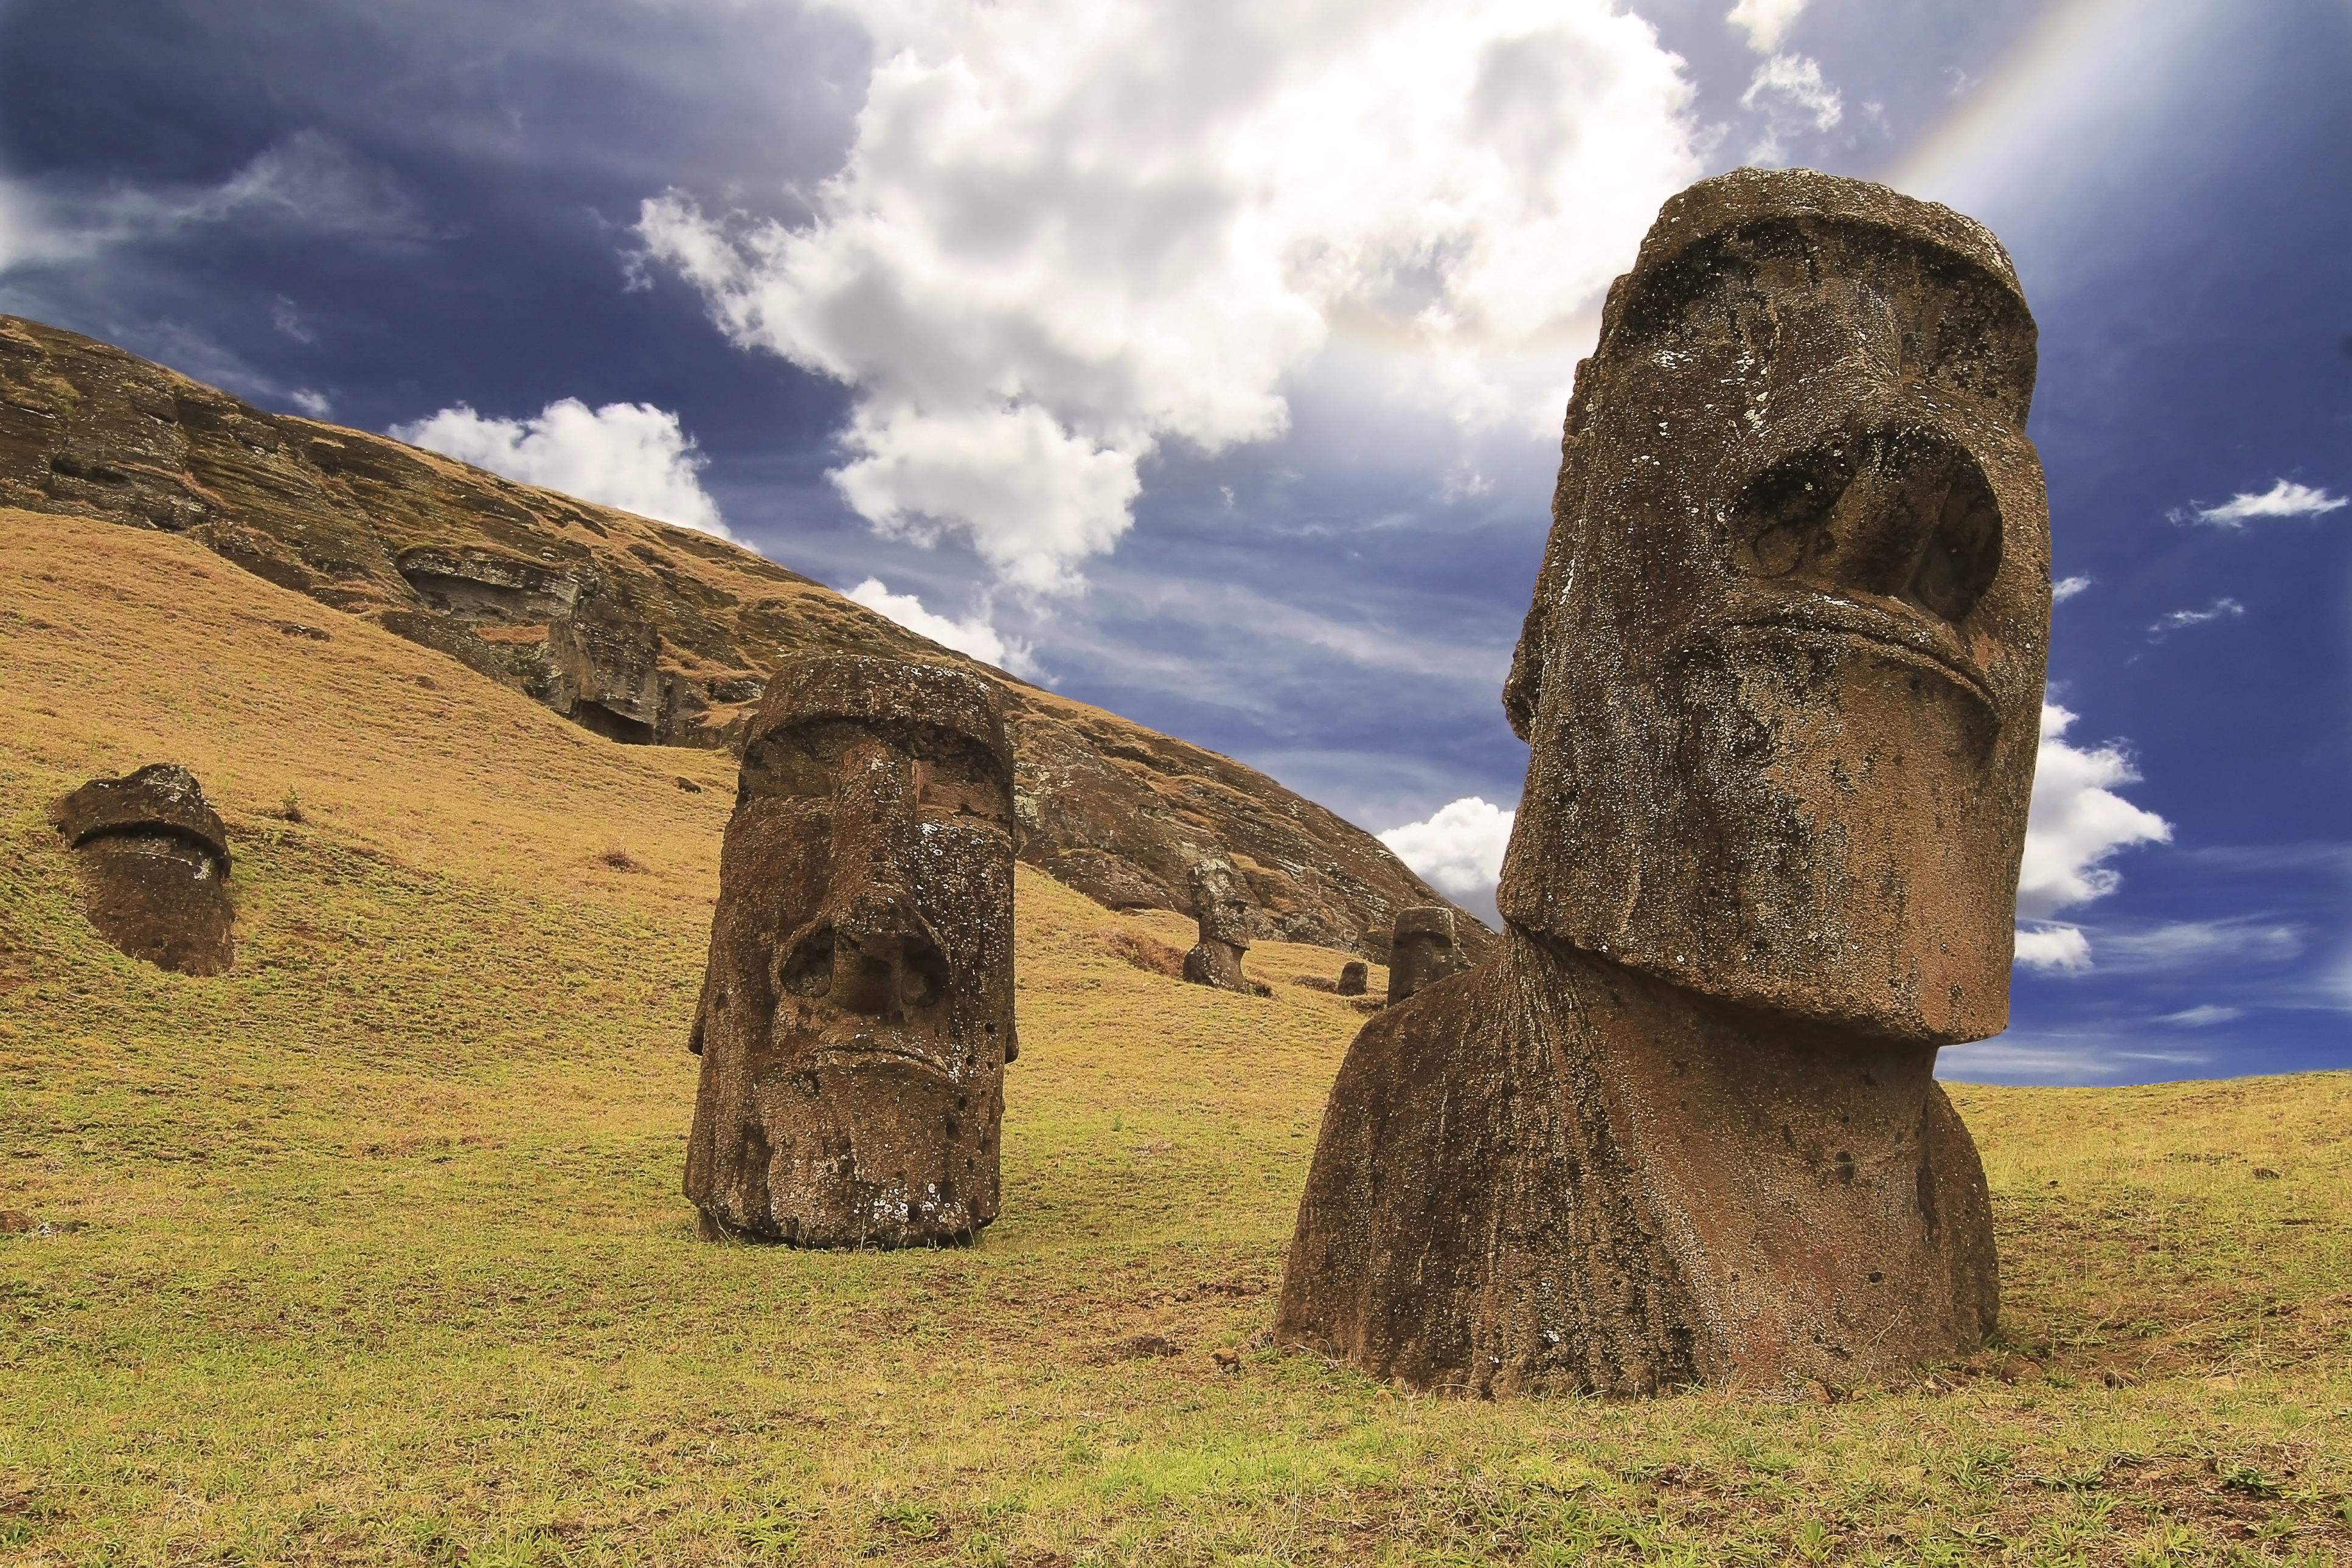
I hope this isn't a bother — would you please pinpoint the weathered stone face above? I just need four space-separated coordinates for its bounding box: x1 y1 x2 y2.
1386 906 1458 1002
1497 169 2050 1044
52 764 234 976
1335 960 1369 997
1182 859 1257 994
685 655 1018 1247
1279 170 2036 1396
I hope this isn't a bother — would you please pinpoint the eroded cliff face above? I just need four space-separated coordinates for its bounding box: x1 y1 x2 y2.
0 314 1486 960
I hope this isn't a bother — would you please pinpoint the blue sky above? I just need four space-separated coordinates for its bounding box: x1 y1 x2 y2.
2 0 2343 1083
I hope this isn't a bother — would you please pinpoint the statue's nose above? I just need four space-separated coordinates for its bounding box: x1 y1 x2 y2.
775 737 949 1021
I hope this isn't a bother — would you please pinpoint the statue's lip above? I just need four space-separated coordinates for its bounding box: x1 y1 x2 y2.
1682 592 1995 709
809 1025 959 1083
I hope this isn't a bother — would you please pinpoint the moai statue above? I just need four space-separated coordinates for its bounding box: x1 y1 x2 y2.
1181 858 1255 994
1278 170 2048 1395
1334 960 1369 997
686 654 1019 1247
1385 906 1459 1003
52 764 235 976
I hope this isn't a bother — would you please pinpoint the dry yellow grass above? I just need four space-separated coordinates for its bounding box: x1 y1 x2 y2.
2 512 2348 1566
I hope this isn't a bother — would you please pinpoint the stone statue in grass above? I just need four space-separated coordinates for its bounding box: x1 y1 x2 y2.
1385 906 1460 1003
1181 858 1256 994
1278 168 2048 1395
686 654 1019 1247
52 763 235 976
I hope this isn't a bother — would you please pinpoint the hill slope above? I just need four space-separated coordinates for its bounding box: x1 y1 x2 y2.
4 499 2351 1564
0 315 1490 963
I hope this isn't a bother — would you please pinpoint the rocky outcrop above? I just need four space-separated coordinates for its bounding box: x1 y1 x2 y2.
0 314 1487 959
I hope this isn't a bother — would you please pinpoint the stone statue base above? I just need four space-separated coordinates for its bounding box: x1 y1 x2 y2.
1276 929 1997 1396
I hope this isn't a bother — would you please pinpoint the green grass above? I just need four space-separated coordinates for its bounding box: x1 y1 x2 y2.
4 514 2351 1564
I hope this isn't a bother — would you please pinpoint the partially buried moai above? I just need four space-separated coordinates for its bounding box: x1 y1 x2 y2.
1278 169 2050 1395
1181 858 1255 994
52 763 235 976
1385 906 1458 1003
686 655 1019 1247
1334 960 1369 997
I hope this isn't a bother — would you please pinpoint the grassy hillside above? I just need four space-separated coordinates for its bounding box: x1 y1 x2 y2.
2 512 2349 1566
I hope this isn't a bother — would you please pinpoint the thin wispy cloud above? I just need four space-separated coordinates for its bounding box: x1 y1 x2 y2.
2176 477 2346 528
2097 917 2302 971
0 130 432 276
2157 1004 2243 1027
2149 597 2244 639
1739 52 1842 164
2052 574 2092 602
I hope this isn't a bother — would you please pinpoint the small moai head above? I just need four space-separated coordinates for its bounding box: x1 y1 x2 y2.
1335 960 1369 997
1181 857 1257 993
1190 858 1254 948
686 654 1018 1246
52 763 234 976
1386 906 1458 1002
1497 169 2051 1044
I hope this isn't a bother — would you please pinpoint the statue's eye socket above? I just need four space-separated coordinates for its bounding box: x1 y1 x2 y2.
1731 449 1853 580
1729 433 2002 627
1906 472 2002 625
780 929 833 997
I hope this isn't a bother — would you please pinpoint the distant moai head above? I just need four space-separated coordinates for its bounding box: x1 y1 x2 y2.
1189 859 1254 948
1497 168 2051 1044
687 655 1018 1246
52 763 234 976
1182 857 1256 993
1335 960 1369 997
1386 906 1457 1003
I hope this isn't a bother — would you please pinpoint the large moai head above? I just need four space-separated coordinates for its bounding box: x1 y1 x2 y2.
1497 169 2051 1044
1386 905 1458 1002
686 655 1018 1246
52 764 235 976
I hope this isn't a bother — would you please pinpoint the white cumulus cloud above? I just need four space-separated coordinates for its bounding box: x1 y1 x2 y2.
2013 701 2171 974
844 577 1038 677
2013 924 2092 974
1727 0 1808 54
2019 702 2171 921
1379 796 1516 900
2183 477 2347 528
637 0 1700 592
391 398 730 537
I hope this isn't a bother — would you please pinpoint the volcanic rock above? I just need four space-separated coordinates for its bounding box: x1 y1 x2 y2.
1279 168 2046 1395
0 314 1490 963
52 763 234 975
